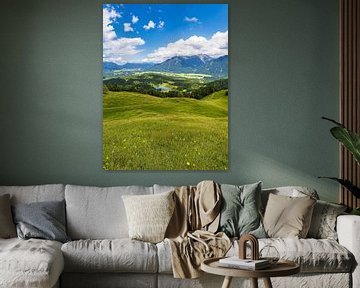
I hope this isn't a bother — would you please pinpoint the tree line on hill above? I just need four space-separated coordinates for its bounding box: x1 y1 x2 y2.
103 78 228 100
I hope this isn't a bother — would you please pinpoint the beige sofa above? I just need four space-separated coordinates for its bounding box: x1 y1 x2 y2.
0 184 358 288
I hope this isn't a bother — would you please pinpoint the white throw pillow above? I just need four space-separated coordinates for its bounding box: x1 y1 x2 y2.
122 191 175 243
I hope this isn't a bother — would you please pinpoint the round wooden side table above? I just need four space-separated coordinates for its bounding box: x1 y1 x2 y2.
201 257 300 288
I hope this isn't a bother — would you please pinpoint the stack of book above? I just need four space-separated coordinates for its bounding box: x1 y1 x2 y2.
218 257 271 270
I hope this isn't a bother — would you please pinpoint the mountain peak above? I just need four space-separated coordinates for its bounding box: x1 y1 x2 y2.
197 54 213 63
151 54 227 77
104 54 228 77
166 54 212 62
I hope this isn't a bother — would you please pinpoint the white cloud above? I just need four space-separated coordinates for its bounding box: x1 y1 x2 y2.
123 23 133 32
143 30 228 63
103 6 145 64
158 20 165 29
103 37 145 63
184 16 199 23
103 6 121 42
132 15 139 24
143 20 155 30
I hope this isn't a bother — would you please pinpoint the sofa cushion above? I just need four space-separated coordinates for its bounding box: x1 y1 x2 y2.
263 194 316 238
65 185 153 239
307 200 347 240
153 184 176 194
12 200 70 243
0 194 16 238
260 238 353 273
0 184 65 204
218 182 266 238
122 191 175 243
261 186 319 213
234 238 353 273
158 237 353 274
156 240 173 274
0 238 64 288
61 239 158 273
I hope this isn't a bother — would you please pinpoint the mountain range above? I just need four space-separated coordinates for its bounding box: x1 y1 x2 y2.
103 54 228 77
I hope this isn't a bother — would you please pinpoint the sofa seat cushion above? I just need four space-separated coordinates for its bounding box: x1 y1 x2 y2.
260 238 353 272
232 238 353 273
157 238 353 274
61 239 158 273
0 238 64 288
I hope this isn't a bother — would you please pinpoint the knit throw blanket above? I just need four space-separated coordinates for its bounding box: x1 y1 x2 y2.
165 180 231 279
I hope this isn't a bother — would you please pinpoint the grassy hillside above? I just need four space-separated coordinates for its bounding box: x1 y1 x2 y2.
103 90 228 170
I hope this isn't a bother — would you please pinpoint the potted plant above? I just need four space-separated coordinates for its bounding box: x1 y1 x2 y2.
320 117 360 215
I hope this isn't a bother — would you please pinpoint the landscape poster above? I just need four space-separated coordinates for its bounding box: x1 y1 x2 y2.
103 4 228 170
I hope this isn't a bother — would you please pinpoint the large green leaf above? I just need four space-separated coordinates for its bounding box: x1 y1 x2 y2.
322 117 360 165
318 177 360 198
331 127 360 165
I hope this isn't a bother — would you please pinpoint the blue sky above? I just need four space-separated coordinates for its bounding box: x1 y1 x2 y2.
103 4 228 64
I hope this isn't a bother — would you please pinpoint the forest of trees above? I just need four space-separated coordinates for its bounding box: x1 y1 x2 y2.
103 76 228 100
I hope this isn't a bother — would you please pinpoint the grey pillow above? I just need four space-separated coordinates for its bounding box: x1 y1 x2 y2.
307 200 347 240
12 200 70 243
218 182 266 238
0 194 16 238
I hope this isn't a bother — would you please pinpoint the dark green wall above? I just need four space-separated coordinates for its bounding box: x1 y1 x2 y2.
0 0 340 202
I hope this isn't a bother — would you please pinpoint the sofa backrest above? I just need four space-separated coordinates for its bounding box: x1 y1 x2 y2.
153 184 176 194
65 184 153 240
0 184 320 240
154 184 320 211
0 184 65 204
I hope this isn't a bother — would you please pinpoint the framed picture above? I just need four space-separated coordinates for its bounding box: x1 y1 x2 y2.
103 3 228 170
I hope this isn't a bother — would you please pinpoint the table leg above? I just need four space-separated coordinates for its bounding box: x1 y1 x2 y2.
221 276 232 288
263 277 273 288
251 278 258 288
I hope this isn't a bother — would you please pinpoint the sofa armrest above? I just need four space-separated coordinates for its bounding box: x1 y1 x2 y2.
337 215 360 288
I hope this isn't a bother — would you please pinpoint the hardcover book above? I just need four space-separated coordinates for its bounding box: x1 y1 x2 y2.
218 257 271 270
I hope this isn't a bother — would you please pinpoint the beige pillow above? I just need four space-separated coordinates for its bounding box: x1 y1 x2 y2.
122 191 175 243
0 194 16 238
263 193 316 238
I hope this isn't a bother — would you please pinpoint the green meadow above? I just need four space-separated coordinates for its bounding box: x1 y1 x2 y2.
103 90 228 170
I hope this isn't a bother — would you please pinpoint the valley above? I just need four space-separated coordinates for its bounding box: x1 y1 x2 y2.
103 71 228 99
